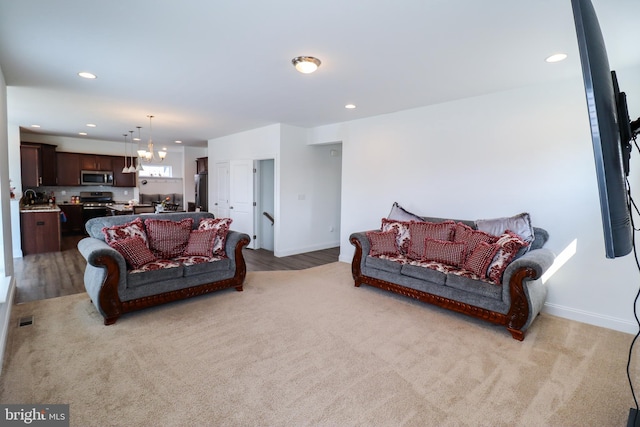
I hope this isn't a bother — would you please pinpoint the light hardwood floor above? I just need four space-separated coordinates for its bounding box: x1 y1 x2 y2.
13 234 341 304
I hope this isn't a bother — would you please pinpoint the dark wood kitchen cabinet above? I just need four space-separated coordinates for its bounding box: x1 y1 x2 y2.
56 152 82 186
20 143 57 187
80 154 113 171
21 210 61 254
196 157 208 173
112 156 137 187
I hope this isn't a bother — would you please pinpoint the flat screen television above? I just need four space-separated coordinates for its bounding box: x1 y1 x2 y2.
571 0 640 258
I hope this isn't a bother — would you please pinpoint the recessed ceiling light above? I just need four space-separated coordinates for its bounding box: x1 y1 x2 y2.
30 124 40 128
78 132 88 136
86 123 96 127
345 104 356 109
545 53 567 63
78 71 97 79
174 140 183 144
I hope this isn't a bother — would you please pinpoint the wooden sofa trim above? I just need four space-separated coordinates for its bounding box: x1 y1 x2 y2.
94 236 250 325
350 236 538 341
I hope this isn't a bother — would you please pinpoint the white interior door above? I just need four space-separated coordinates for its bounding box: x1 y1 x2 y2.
214 162 230 218
230 159 256 249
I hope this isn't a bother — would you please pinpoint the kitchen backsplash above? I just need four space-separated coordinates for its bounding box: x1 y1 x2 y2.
24 186 138 204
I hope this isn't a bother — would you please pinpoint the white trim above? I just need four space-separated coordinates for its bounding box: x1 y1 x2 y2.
543 302 639 335
0 275 16 376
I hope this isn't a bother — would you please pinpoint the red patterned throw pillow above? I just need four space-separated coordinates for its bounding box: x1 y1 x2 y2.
144 218 194 259
102 217 148 246
184 229 216 257
366 230 400 257
198 217 233 256
463 241 500 278
409 220 456 243
109 236 157 269
454 222 497 256
381 218 411 255
422 238 466 267
486 230 530 284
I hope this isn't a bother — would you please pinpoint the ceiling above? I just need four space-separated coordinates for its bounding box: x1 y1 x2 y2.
0 0 639 148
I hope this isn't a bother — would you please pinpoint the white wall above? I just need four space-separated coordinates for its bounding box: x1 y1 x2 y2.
321 65 640 334
208 123 342 257
279 125 341 255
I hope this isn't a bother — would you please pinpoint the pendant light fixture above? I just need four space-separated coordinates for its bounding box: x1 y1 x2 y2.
135 126 143 171
121 134 130 174
127 130 137 172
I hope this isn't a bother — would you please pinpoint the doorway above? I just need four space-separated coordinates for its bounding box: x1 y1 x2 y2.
256 159 275 251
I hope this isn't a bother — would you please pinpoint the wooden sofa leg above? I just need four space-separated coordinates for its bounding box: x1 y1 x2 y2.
235 285 243 292
103 316 119 326
507 328 525 341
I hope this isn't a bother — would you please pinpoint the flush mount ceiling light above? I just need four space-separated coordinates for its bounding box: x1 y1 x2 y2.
78 71 97 79
292 56 321 74
545 53 568 63
345 104 356 109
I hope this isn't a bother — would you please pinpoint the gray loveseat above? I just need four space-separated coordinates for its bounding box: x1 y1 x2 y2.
78 212 250 325
350 214 555 340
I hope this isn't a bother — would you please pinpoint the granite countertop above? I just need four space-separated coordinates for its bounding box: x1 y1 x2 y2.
20 204 62 213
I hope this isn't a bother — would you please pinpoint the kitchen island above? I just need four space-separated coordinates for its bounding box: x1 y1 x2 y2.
20 204 61 255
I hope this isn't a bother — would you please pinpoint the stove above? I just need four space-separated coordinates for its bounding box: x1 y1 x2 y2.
79 191 114 208
80 191 114 224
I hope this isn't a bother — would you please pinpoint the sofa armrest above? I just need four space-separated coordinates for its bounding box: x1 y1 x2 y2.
502 247 556 284
225 230 251 261
350 231 376 282
350 231 372 255
78 237 126 270
500 247 555 337
77 237 127 322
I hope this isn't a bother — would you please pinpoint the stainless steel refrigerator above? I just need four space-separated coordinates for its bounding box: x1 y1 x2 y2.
194 172 208 211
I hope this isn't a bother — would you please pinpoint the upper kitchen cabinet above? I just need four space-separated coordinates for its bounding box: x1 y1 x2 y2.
20 143 57 188
56 152 82 186
111 156 137 187
80 154 113 171
196 157 208 173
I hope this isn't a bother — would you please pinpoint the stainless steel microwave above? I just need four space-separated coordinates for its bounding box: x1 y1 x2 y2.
81 170 114 186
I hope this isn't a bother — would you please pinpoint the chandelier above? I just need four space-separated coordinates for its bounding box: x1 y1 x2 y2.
137 115 167 163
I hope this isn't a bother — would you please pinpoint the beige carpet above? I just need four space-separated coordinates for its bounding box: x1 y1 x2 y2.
0 262 637 426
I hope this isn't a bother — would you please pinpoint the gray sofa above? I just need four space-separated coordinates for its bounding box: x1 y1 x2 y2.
350 216 555 340
78 212 250 325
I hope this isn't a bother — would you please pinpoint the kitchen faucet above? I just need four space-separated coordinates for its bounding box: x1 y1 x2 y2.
24 189 36 204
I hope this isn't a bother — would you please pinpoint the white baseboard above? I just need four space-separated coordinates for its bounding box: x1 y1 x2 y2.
339 254 353 263
543 302 639 335
274 240 340 258
0 276 16 376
